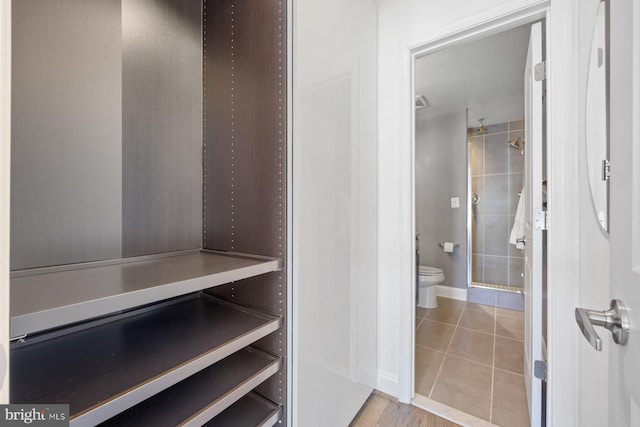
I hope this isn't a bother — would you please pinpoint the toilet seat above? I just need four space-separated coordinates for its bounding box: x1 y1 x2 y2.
419 266 443 276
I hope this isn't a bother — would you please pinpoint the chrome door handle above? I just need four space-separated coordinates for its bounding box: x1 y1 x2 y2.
516 236 526 245
575 299 629 351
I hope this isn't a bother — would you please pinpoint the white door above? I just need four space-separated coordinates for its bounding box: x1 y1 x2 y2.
607 0 640 423
293 0 379 425
523 21 543 427
576 0 640 424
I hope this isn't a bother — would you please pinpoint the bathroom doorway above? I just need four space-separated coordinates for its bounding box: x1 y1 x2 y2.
411 20 545 425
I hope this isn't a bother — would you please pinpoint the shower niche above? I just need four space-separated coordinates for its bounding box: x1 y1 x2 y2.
469 119 526 292
9 0 288 425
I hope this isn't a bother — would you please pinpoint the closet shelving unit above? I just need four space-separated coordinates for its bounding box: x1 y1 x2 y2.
9 0 288 425
10 250 282 338
11 289 282 426
204 393 282 427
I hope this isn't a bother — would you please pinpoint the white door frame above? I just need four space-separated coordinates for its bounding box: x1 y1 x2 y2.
397 1 582 425
523 21 544 425
0 0 11 404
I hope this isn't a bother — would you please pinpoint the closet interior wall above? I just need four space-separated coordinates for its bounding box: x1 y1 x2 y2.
11 0 125 269
11 0 205 269
122 0 203 258
202 0 288 417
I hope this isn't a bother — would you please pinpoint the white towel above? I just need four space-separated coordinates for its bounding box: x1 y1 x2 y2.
510 187 526 250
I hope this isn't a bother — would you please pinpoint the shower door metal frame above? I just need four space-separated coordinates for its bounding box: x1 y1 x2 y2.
467 111 473 289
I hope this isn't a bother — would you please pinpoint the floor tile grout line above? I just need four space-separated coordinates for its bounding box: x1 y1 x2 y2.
494 311 525 319
415 343 496 371
426 346 447 399
494 366 525 377
415 308 432 330
494 331 524 342
494 333 525 343
416 335 526 373
422 316 462 328
415 343 447 356
416 316 429 331
426 299 464 399
415 313 426 330
456 324 495 337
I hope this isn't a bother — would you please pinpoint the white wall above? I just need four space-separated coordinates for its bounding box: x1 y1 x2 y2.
376 0 549 397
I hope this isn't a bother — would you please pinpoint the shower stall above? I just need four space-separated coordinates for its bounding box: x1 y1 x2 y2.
468 119 526 293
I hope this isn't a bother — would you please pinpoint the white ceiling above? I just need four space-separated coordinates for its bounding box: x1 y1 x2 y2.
414 24 531 127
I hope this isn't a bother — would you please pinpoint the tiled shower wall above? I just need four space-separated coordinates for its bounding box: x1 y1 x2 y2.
470 120 525 288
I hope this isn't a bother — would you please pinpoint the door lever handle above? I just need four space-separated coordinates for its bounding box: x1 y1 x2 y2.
575 299 629 351
516 236 526 245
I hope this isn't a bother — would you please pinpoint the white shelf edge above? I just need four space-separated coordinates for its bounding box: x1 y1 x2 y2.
11 250 282 337
10 249 281 278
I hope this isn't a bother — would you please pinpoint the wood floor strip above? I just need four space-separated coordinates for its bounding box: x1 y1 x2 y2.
350 394 390 426
350 391 461 427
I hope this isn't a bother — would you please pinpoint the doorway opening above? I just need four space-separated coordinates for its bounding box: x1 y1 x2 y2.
410 18 547 426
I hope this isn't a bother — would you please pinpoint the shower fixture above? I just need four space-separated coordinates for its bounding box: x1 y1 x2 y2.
509 136 524 149
475 119 487 134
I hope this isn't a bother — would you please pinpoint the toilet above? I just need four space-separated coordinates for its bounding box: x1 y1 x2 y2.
418 266 445 308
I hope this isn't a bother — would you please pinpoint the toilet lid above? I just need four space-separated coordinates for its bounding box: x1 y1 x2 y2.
419 266 443 276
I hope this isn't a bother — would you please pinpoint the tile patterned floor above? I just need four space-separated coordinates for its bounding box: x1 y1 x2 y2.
415 297 528 427
350 391 461 427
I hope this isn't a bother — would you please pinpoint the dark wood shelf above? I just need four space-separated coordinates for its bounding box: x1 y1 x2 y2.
11 249 282 337
11 295 282 427
102 347 280 426
204 392 281 427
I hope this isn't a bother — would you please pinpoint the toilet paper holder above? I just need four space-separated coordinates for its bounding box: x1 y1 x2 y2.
437 242 460 249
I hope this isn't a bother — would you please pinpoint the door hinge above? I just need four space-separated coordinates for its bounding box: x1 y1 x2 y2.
534 61 547 81
602 159 611 181
534 360 547 381
535 210 548 231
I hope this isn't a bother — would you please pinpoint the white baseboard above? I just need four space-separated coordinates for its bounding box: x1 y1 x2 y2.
376 369 398 398
436 285 467 302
